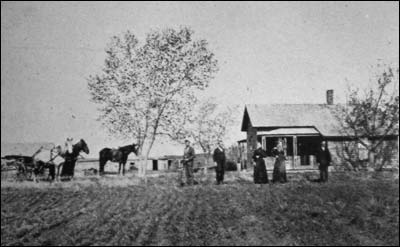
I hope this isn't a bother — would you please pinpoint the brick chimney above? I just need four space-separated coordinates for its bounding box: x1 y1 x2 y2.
326 90 334 105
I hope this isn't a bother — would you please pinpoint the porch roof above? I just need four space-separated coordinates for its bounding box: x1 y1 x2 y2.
257 127 321 136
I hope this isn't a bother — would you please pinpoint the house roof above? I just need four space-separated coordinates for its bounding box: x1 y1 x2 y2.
241 104 344 136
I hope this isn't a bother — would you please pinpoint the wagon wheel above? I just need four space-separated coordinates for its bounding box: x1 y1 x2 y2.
177 167 185 186
25 167 34 181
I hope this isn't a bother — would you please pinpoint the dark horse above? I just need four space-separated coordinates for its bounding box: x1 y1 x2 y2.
33 160 56 182
99 143 138 175
56 139 90 179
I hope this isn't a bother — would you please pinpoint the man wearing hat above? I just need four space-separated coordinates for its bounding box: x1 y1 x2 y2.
213 140 226 185
182 139 195 186
316 140 332 182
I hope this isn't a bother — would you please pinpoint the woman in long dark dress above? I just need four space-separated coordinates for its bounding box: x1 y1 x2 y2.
61 138 75 178
272 141 287 183
252 142 269 184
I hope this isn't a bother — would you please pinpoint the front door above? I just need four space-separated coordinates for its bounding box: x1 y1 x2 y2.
152 160 158 170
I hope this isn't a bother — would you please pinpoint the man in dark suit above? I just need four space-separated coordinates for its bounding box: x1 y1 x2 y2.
316 140 332 182
183 139 195 186
213 140 226 185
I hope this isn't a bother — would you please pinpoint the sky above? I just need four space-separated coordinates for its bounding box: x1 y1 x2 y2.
1 1 399 157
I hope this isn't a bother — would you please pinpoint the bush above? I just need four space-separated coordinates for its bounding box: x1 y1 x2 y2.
225 160 237 171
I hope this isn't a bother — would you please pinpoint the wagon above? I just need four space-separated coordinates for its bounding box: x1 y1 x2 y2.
1 155 36 181
1 146 55 181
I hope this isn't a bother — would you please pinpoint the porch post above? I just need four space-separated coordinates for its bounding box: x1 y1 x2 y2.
261 136 266 150
293 136 297 169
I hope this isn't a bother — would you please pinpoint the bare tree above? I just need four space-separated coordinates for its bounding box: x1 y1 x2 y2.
87 27 218 177
226 144 240 163
335 141 364 171
170 98 234 167
336 64 399 170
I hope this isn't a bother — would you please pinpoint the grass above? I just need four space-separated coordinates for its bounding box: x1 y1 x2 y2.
1 171 399 246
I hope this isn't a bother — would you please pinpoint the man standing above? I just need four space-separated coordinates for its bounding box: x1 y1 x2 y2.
316 140 332 182
213 141 226 185
183 139 195 186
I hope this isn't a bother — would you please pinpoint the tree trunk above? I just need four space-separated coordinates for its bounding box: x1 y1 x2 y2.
368 150 375 170
205 153 210 167
204 152 210 175
138 137 156 184
142 155 148 184
138 153 147 174
137 153 143 176
136 147 147 180
136 155 148 184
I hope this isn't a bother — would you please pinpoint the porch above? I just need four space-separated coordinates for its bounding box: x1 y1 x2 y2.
257 128 322 170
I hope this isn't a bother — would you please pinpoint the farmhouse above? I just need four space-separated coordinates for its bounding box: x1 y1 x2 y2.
239 90 399 171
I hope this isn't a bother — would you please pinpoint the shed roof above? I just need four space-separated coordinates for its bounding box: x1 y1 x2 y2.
241 104 344 136
1 142 54 161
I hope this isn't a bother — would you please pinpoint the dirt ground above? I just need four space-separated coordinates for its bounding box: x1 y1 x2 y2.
1 171 399 246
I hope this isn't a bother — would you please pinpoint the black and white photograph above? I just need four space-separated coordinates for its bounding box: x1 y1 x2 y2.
1 1 399 246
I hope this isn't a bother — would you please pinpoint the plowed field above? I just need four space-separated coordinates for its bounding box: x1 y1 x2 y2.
1 172 399 246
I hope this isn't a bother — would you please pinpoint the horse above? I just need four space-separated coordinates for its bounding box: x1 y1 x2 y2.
99 143 138 176
32 160 56 182
55 139 90 180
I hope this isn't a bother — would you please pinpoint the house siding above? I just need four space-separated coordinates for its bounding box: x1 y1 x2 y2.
328 138 399 171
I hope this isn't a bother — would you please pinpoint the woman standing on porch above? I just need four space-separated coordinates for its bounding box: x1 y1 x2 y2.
272 140 287 183
252 142 269 184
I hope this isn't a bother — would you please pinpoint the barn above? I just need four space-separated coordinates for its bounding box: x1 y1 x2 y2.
145 157 171 171
146 153 214 171
239 90 399 171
